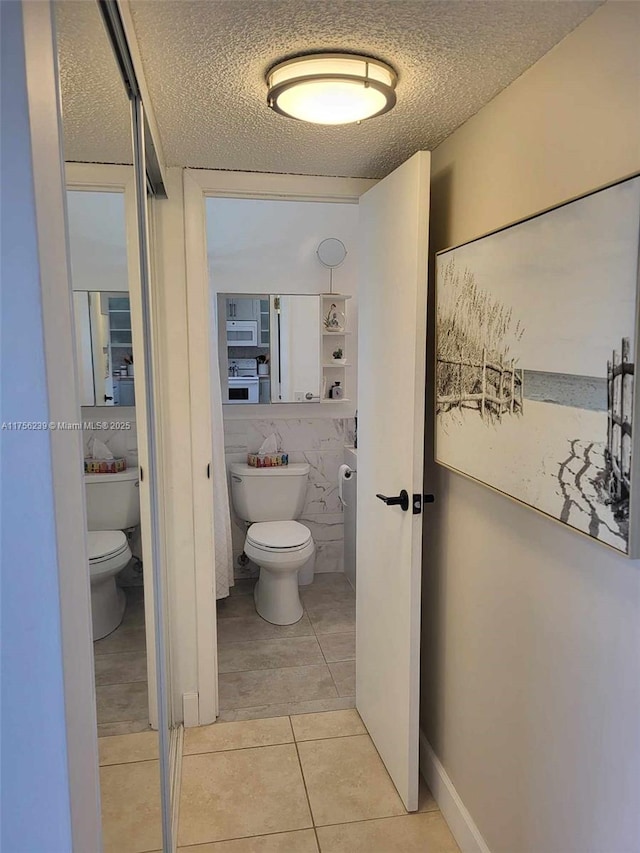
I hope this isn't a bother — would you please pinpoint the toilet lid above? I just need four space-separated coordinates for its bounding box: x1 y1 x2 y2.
247 521 311 551
88 530 128 562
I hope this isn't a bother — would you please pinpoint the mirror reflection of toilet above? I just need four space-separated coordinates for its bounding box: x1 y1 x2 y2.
84 468 140 639
230 462 314 625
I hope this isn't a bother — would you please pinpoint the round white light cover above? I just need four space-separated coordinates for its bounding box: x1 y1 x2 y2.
267 54 396 125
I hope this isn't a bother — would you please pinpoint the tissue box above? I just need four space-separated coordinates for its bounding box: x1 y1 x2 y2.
84 457 127 474
247 453 288 468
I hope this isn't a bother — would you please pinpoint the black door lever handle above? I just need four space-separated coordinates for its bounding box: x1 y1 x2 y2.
376 490 410 512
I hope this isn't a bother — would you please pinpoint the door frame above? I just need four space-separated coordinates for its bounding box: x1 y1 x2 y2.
183 168 373 724
66 162 161 731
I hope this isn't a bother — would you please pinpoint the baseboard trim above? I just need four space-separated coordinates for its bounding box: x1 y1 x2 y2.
183 691 199 728
419 729 491 853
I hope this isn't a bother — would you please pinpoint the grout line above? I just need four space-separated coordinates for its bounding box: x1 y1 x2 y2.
291 716 321 844
219 660 326 675
182 728 368 757
183 739 295 757
315 811 442 831
100 756 160 768
95 677 149 687
216 700 356 723
173 825 318 849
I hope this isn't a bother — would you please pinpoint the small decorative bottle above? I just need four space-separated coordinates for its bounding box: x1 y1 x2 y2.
330 381 344 400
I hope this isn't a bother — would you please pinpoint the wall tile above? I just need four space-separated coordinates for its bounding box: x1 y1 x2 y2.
240 418 347 453
83 415 138 468
223 421 249 453
315 541 344 574
290 451 343 515
300 514 344 544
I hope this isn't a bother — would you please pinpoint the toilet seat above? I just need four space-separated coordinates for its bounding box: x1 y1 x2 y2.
88 530 130 579
88 530 129 561
247 520 311 552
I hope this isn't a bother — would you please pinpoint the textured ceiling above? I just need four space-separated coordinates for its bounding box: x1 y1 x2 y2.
55 0 602 177
55 1 133 164
127 0 601 178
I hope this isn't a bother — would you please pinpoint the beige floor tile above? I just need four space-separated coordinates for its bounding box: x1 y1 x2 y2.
100 759 162 853
94 626 146 655
298 735 405 826
99 731 159 765
184 717 293 755
217 614 315 646
178 829 318 852
219 636 324 673
94 651 148 685
307 604 355 636
98 719 151 738
328 661 355 697
291 709 366 742
96 681 149 725
219 665 337 711
178 744 312 846
317 633 355 663
418 776 438 813
315 812 460 852
218 697 355 723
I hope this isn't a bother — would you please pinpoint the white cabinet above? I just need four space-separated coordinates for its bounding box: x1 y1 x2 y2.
226 296 259 321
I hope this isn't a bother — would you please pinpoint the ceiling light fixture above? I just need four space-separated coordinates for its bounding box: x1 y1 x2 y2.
266 53 397 126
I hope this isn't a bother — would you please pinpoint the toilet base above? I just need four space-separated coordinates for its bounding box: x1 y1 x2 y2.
91 576 126 640
254 567 303 625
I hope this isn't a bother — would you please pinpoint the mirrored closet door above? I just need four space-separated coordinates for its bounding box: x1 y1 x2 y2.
54 2 172 849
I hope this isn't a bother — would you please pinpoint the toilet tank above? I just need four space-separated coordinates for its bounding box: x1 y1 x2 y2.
85 467 141 530
230 462 309 522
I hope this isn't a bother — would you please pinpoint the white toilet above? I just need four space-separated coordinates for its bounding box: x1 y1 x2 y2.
84 468 140 639
230 462 314 625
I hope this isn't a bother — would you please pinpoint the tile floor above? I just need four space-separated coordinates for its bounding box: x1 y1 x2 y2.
99 710 461 853
217 573 356 722
94 585 151 737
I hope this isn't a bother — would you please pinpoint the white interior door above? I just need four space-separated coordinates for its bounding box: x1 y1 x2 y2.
356 151 430 811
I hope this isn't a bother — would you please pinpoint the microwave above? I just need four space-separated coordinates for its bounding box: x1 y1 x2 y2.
227 320 258 346
228 376 259 404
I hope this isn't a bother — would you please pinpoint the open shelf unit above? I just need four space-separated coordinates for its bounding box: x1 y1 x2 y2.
321 294 350 402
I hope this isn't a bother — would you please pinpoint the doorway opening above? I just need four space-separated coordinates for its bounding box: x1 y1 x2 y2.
206 194 359 720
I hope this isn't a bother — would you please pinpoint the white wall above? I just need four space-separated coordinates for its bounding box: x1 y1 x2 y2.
67 189 129 292
207 196 358 295
422 4 640 852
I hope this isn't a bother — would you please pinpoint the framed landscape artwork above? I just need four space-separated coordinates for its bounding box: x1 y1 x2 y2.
435 175 640 556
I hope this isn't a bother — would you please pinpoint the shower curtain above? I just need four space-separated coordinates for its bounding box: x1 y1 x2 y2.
211 319 234 599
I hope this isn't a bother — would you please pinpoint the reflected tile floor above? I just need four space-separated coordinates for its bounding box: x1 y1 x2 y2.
94 586 150 737
176 710 460 853
217 574 356 722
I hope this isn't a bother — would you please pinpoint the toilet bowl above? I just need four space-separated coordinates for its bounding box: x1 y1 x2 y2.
84 467 141 640
88 530 132 640
245 520 314 625
229 462 313 626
